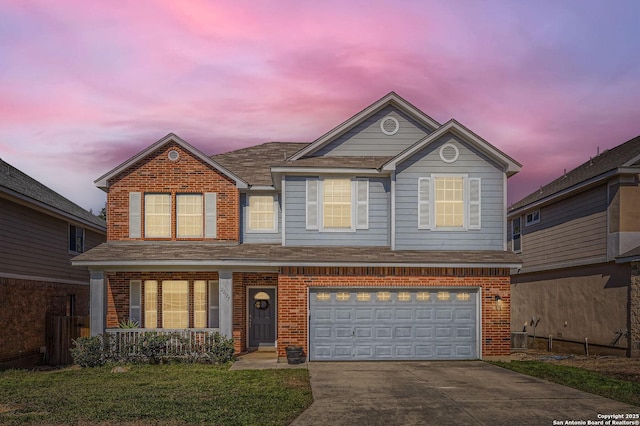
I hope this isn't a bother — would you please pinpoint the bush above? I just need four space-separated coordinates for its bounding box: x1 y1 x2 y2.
202 332 235 364
137 332 172 364
71 335 106 367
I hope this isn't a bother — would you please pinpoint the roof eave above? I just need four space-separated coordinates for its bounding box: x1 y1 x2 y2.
94 133 248 190
288 92 441 161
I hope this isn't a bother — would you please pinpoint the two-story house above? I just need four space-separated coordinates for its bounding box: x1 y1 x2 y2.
508 135 640 357
73 92 521 361
0 158 106 369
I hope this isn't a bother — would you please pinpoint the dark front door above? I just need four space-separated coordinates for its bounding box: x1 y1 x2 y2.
249 288 276 347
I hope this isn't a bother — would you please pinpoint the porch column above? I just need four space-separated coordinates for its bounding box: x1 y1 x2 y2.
89 271 106 336
219 270 233 338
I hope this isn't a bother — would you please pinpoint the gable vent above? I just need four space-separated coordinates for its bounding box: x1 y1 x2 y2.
167 150 180 161
439 143 459 163
380 116 399 136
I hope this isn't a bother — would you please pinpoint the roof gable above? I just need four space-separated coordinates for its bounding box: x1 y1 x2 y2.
382 119 522 176
510 134 640 211
94 133 247 190
0 158 106 230
288 92 441 161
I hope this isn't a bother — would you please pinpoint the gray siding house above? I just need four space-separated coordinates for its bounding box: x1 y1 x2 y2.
0 158 106 368
74 92 522 361
508 135 640 357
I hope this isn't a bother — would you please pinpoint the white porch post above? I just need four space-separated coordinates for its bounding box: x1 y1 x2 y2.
218 269 233 338
89 271 106 336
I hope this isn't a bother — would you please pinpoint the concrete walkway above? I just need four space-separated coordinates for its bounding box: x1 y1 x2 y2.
229 350 307 370
291 361 638 426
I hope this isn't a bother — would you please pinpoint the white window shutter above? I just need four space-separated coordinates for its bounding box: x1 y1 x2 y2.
418 178 431 229
208 280 220 328
469 178 481 229
356 179 369 229
129 192 141 238
129 280 141 324
204 192 217 238
306 178 319 230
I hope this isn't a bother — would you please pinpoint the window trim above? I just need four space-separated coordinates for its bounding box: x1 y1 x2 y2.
246 193 278 233
421 174 477 231
307 177 369 232
512 216 522 253
176 193 204 238
525 210 540 226
68 224 85 254
144 193 172 238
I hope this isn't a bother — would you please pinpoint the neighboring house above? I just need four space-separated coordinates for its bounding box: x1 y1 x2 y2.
508 135 640 357
72 92 521 361
0 158 106 369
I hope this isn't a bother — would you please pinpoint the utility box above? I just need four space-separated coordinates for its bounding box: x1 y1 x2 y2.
511 332 528 351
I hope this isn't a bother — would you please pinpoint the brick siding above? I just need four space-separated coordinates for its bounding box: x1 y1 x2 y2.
277 266 511 358
106 141 239 242
0 277 89 366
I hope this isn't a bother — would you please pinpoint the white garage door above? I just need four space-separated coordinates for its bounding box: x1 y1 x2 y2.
309 288 479 361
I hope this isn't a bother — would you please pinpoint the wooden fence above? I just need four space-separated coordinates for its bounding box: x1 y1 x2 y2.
46 315 90 365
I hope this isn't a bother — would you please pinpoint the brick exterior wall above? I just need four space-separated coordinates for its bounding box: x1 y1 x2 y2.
277 267 511 359
0 277 89 367
106 141 239 242
106 272 219 328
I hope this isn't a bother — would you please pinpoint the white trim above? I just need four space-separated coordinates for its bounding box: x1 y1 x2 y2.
246 193 278 233
288 92 440 161
439 142 459 163
380 116 399 136
94 133 248 190
383 120 521 177
281 177 286 246
390 171 396 250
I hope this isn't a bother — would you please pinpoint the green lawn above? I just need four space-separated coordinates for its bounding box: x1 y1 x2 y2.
0 364 313 425
491 361 640 407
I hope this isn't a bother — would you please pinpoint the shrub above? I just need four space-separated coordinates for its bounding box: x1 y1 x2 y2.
71 335 106 367
117 319 140 329
137 332 172 364
202 332 235 364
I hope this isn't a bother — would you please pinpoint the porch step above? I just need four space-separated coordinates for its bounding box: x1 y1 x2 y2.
257 345 277 352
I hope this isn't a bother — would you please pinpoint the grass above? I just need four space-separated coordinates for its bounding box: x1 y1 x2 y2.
0 363 313 425
491 361 640 407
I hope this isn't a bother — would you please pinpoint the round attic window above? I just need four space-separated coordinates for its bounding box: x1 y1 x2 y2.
167 150 180 162
380 116 399 136
439 143 459 163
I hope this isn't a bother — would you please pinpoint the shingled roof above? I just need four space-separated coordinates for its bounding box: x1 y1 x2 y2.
211 142 309 186
0 158 106 229
510 135 640 211
73 241 522 267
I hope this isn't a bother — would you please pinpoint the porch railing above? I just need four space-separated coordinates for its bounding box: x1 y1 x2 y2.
105 328 221 360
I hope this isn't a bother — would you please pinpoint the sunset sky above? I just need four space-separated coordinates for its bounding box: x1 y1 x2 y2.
1 0 639 213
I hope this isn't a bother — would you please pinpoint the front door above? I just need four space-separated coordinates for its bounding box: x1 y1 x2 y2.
249 288 276 348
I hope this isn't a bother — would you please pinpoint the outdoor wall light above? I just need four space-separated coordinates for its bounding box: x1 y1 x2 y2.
495 295 503 311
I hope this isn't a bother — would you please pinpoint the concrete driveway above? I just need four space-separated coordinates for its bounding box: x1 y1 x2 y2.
291 361 638 426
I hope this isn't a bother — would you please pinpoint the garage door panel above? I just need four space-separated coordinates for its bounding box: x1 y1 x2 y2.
309 289 478 361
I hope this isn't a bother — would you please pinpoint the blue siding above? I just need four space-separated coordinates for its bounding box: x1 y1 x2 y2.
240 193 282 244
315 106 433 157
284 176 390 246
395 134 505 250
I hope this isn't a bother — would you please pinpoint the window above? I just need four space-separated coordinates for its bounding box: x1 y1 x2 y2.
69 224 84 253
525 210 540 226
306 178 369 231
435 177 464 227
248 195 276 232
162 280 188 328
512 217 522 253
418 176 481 230
145 194 171 238
177 194 203 238
144 281 158 328
193 280 207 328
323 178 352 229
